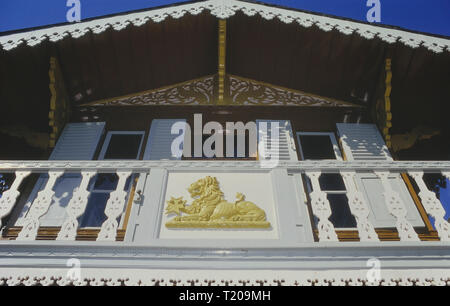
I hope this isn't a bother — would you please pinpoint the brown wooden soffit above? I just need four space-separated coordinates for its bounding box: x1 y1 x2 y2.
80 74 361 108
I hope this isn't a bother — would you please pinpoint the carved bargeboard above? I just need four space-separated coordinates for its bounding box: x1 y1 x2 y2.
165 176 271 228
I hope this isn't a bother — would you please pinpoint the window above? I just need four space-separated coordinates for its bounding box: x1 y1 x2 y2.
297 132 356 229
297 132 342 160
78 131 143 228
99 131 144 160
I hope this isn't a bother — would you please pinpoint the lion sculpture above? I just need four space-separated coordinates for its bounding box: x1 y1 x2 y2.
165 176 270 228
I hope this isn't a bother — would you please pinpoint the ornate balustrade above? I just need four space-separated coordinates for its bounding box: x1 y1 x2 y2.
0 160 450 243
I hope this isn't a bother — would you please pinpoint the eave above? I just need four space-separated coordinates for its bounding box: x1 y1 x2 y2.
1 0 449 53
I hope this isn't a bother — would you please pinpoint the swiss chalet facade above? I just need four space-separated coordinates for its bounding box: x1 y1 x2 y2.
0 0 450 285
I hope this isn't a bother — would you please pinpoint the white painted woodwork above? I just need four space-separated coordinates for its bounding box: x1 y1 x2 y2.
49 122 106 160
374 171 420 241
16 122 105 228
16 171 65 240
97 171 132 241
341 171 379 241
159 172 278 240
144 119 187 160
305 171 338 242
256 120 298 161
336 123 392 161
1 159 450 243
337 123 424 229
56 171 96 241
410 171 450 241
2 0 448 53
0 171 31 228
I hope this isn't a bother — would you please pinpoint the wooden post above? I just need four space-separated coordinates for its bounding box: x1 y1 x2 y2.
217 19 227 105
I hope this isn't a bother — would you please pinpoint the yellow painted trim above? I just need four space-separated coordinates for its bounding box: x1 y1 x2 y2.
48 57 58 148
401 173 434 232
217 19 227 105
122 177 138 231
48 57 70 149
165 176 271 228
383 58 393 148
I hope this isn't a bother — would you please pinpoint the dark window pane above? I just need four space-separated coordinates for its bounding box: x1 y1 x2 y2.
319 174 346 191
299 135 336 160
93 174 118 190
327 194 356 228
92 174 133 191
79 193 109 227
0 173 15 196
104 134 142 159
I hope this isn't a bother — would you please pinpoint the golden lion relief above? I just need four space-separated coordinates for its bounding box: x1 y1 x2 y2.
165 176 271 228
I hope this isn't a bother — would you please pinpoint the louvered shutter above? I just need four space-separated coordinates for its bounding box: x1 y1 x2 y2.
143 119 187 160
336 123 392 161
336 123 424 228
256 120 298 161
49 122 106 160
16 122 105 226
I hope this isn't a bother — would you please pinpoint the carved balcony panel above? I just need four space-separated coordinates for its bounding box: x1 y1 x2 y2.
0 160 449 244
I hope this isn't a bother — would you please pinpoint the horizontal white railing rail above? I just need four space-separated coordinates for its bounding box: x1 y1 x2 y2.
1 160 450 243
1 160 450 172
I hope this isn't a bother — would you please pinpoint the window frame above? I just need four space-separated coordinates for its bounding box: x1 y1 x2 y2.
296 132 343 161
296 131 356 231
98 131 145 160
78 130 145 230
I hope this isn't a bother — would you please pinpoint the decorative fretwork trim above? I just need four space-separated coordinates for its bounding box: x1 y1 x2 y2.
81 74 359 107
1 0 449 52
81 75 216 107
228 75 360 107
0 268 449 286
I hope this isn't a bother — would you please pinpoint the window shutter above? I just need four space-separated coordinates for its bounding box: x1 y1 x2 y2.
143 119 187 160
336 123 424 228
16 122 105 226
336 123 392 161
49 122 106 160
256 120 298 161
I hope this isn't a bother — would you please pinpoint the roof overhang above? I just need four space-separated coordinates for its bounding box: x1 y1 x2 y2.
1 0 449 53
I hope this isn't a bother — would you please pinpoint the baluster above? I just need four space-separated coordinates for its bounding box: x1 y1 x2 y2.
17 171 64 241
409 171 450 241
97 171 132 241
374 171 419 241
341 171 379 242
305 171 338 242
56 171 96 241
0 171 31 229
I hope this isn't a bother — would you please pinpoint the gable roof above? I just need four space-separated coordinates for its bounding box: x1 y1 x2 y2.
1 0 449 52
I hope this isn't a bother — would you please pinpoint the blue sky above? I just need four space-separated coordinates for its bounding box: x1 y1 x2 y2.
0 0 449 36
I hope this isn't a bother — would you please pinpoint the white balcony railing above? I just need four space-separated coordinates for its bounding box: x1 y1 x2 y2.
1 160 450 243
